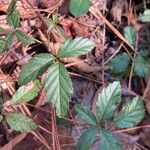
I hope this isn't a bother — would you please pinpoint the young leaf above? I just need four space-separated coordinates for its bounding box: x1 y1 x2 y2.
100 129 121 150
7 0 17 16
57 37 95 58
6 113 37 132
0 115 3 123
134 55 150 77
96 81 121 123
113 97 145 128
108 53 130 76
12 80 41 104
0 38 6 53
6 11 20 28
75 104 97 126
138 48 149 58
124 26 136 47
77 127 98 150
5 32 15 48
44 62 72 117
15 30 35 45
18 53 54 85
69 0 90 17
138 9 150 22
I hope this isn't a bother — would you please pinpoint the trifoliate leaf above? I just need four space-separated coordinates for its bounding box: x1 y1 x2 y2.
57 37 95 58
138 9 150 22
12 80 41 104
7 0 17 16
100 129 121 150
0 115 3 123
108 53 130 76
0 38 6 53
44 62 73 117
69 0 90 17
6 113 37 132
75 104 97 126
113 97 145 128
96 81 121 123
15 30 35 45
5 32 15 48
77 127 98 150
124 26 136 47
18 53 54 85
6 11 20 28
134 55 150 77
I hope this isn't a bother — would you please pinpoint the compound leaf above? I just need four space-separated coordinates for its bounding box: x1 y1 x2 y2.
96 81 121 123
134 55 150 77
108 53 130 76
138 9 150 22
100 129 121 150
18 53 54 85
6 113 37 132
44 62 73 117
57 37 95 58
16 30 35 45
12 80 41 104
69 0 90 17
77 127 98 150
124 26 136 47
113 97 145 128
75 104 97 126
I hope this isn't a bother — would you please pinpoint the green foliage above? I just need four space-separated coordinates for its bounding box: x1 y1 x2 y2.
6 113 37 132
7 0 17 16
18 53 54 85
57 37 95 58
113 97 145 128
15 30 35 45
12 80 41 104
0 115 3 123
5 32 15 48
75 104 97 126
138 9 150 22
108 53 130 76
100 129 121 150
0 38 6 53
134 55 150 77
76 81 145 150
96 81 121 123
69 0 90 17
77 127 98 150
6 11 20 28
124 26 136 47
44 62 73 117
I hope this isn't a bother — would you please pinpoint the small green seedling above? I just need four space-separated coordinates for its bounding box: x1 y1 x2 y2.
75 81 145 150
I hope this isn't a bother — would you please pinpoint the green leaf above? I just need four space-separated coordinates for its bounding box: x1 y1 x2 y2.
124 26 136 47
138 48 149 58
0 38 6 53
44 62 73 117
15 30 35 45
5 32 15 48
138 9 150 22
57 37 95 58
100 129 121 150
69 0 90 17
134 55 150 77
75 104 97 126
6 11 20 28
7 0 17 16
96 81 121 123
113 97 145 128
77 127 98 150
108 53 130 76
12 80 41 104
18 53 54 85
0 115 3 123
6 113 37 132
